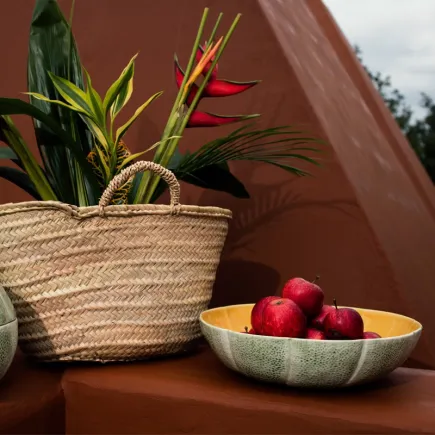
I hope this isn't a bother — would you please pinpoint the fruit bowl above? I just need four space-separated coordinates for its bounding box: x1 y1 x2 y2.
200 304 422 388
0 287 18 382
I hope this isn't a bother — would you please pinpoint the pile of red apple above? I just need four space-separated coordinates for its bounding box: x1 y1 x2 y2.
244 277 381 340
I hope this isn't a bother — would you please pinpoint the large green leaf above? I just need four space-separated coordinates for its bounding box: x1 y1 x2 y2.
177 164 248 199
0 98 100 203
0 116 57 200
0 166 42 200
171 157 248 198
0 147 18 160
0 131 26 169
146 151 249 203
28 0 94 205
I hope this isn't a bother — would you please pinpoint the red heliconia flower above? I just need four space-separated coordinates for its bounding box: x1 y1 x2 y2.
184 38 223 92
187 111 258 127
175 41 260 128
175 57 199 106
195 45 218 78
175 56 259 103
205 78 260 97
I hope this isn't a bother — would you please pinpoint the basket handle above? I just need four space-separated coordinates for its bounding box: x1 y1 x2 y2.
98 161 181 211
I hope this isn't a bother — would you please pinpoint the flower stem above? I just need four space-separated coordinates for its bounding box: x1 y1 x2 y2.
140 13 242 204
207 13 223 48
133 8 209 204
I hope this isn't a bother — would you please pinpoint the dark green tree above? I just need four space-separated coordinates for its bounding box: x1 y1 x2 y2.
407 95 435 182
355 46 435 182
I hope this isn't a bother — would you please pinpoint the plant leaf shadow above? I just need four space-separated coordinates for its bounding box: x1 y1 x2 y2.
210 259 281 308
198 168 363 308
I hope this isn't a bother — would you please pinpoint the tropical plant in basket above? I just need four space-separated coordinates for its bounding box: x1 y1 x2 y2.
0 0 323 207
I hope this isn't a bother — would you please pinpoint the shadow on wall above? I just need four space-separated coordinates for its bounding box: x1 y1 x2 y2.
200 163 360 308
210 259 281 308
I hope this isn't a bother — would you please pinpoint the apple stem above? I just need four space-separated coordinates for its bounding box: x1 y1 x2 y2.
312 275 320 283
333 298 338 310
244 326 249 333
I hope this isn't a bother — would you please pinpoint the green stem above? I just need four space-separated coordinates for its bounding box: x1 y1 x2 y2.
206 13 223 48
67 0 76 82
159 8 210 150
141 14 242 204
133 8 210 204
182 14 241 133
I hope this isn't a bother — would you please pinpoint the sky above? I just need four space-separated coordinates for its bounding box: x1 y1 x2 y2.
323 0 435 119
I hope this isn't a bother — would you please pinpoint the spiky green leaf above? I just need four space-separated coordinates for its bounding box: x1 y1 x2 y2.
25 92 86 113
0 98 100 203
103 54 138 117
83 69 105 127
117 136 180 172
28 0 94 205
82 118 110 150
48 72 93 115
95 146 111 182
115 91 163 145
110 73 134 121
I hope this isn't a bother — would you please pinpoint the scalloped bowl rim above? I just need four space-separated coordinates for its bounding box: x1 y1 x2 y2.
200 303 423 342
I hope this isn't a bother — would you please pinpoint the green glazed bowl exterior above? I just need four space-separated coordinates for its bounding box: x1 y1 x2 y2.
0 287 17 382
200 303 422 388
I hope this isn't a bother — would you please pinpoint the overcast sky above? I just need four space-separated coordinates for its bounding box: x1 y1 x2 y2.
323 0 435 118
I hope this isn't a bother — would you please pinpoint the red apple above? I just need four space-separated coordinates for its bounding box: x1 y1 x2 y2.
311 305 335 330
254 298 307 338
324 300 364 340
282 276 324 318
251 296 280 334
305 328 326 340
363 331 381 339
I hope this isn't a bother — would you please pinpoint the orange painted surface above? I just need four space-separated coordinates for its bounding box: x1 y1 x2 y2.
1 0 434 368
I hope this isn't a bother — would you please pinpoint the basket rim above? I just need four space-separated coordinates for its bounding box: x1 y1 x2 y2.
0 200 232 219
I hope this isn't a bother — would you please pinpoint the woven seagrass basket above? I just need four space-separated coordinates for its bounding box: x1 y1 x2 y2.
0 161 232 362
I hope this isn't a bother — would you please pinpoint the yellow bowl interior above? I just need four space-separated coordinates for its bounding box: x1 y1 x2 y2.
201 304 422 338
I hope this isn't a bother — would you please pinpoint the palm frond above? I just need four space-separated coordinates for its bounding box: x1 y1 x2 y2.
175 126 324 178
146 126 324 203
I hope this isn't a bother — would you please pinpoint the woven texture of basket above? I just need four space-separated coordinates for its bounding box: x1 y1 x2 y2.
0 161 232 362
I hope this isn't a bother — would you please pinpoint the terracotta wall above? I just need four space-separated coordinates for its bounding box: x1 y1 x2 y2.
1 0 435 368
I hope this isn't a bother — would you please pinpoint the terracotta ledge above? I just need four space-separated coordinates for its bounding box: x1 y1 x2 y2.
62 345 435 434
0 351 64 434
1 346 434 434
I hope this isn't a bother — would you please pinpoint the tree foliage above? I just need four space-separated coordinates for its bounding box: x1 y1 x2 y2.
355 46 435 182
